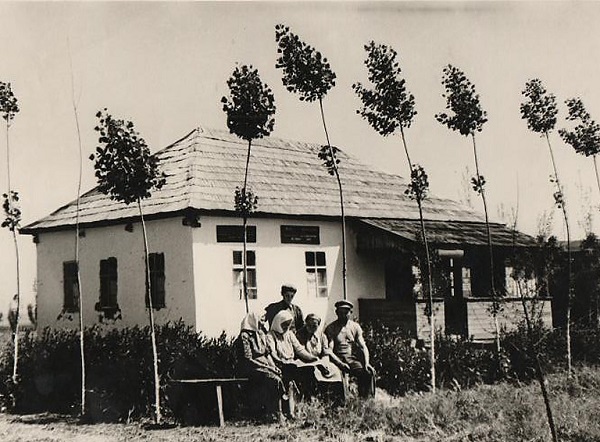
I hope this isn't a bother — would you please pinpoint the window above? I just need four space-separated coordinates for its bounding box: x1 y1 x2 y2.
462 267 472 297
233 250 257 299
63 261 79 312
306 251 328 297
146 253 166 309
217 225 256 243
99 257 118 309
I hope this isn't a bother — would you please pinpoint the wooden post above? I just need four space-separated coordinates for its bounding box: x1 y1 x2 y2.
215 384 224 427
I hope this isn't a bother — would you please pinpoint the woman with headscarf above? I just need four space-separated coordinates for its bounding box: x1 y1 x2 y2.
236 312 283 420
266 310 317 368
266 310 320 407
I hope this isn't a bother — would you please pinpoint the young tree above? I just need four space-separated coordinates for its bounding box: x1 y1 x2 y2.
435 65 501 353
221 64 275 313
559 98 600 195
275 24 349 300
507 203 558 442
67 47 88 417
0 81 21 386
520 78 573 375
90 110 166 423
353 41 436 392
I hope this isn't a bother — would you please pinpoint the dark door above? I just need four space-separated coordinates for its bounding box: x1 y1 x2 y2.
443 257 468 336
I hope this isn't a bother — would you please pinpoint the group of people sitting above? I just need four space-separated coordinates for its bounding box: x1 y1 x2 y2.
236 283 376 419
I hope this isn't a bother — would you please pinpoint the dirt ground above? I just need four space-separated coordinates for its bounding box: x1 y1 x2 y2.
0 412 400 442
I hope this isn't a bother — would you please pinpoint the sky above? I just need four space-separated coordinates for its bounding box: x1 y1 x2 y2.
1 1 600 314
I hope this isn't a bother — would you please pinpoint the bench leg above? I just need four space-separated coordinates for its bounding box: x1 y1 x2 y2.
216 384 224 427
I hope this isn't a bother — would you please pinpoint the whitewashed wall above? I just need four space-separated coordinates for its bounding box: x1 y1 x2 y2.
36 218 195 329
191 216 386 337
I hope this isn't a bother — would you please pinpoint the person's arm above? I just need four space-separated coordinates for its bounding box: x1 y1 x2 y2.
290 333 318 362
266 333 285 366
355 325 375 373
241 333 281 374
295 306 305 332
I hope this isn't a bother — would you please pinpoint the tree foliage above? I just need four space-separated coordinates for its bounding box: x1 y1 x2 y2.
2 191 21 232
353 41 416 135
275 24 336 102
559 98 600 157
0 82 19 123
221 64 276 142
405 165 429 202
520 79 558 135
90 110 166 204
436 65 487 136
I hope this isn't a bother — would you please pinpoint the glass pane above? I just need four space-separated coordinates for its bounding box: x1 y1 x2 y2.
305 251 315 267
306 269 316 296
318 287 328 298
248 288 258 299
233 270 242 298
246 250 255 267
247 269 257 288
233 251 242 265
316 251 326 267
317 268 327 287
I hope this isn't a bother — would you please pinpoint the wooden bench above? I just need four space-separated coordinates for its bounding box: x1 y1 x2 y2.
170 378 248 427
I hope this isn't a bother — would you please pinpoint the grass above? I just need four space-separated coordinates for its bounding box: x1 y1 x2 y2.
1 366 600 441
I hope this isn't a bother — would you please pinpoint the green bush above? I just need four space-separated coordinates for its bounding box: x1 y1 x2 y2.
363 322 430 395
0 322 238 422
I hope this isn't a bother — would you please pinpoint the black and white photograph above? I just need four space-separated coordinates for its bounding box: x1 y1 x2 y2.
0 1 599 440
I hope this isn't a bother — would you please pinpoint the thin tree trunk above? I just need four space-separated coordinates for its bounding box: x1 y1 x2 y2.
319 97 348 300
545 131 572 376
6 120 20 386
241 140 252 313
137 198 161 424
69 49 86 416
400 127 436 393
517 281 559 442
593 155 600 197
471 134 501 354
510 195 558 442
11 228 20 384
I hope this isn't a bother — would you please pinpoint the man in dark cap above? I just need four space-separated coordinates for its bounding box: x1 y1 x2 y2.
324 300 375 399
265 283 304 332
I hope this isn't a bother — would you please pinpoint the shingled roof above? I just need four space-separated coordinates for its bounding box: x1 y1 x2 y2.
23 126 487 233
358 218 538 248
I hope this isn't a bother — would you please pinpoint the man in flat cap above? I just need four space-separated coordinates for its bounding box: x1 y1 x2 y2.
325 300 375 399
265 283 304 332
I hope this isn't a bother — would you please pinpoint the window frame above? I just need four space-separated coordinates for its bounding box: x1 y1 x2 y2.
233 250 258 300
146 252 166 309
99 257 118 309
63 261 79 312
305 251 328 298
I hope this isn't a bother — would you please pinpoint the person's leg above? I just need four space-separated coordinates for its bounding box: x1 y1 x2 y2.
347 359 375 399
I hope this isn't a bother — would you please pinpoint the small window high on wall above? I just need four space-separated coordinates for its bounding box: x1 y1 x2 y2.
63 261 79 312
306 251 327 297
233 250 257 299
146 253 166 309
99 257 118 309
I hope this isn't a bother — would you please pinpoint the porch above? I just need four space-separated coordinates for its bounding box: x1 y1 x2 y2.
353 218 552 342
359 297 553 343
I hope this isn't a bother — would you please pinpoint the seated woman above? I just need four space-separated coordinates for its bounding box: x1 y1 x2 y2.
266 310 318 393
236 312 283 420
296 313 343 397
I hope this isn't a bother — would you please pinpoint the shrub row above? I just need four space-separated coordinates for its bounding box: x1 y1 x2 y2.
1 320 600 421
364 320 600 396
0 322 238 422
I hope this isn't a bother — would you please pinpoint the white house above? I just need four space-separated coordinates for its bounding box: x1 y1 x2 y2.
22 127 551 340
